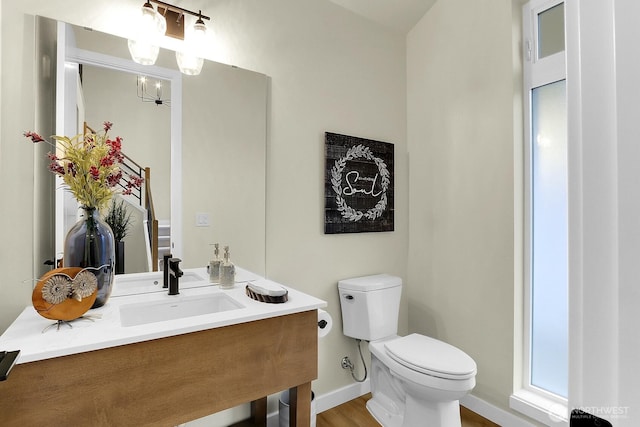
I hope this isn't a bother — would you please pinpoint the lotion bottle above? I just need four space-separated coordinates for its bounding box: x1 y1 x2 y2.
208 243 222 283
219 246 235 289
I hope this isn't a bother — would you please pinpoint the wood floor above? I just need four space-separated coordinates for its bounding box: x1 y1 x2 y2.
316 394 500 427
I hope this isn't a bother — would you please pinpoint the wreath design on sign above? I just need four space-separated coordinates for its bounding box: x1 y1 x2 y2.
330 144 390 222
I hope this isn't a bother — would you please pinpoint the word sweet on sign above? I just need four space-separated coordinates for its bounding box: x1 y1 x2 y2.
324 132 394 234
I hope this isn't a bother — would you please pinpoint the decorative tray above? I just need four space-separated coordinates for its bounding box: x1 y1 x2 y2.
245 285 288 304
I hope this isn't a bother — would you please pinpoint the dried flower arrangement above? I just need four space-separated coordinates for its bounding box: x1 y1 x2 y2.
24 121 143 211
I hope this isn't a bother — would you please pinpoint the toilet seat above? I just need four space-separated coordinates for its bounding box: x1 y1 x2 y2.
384 334 476 380
369 337 476 394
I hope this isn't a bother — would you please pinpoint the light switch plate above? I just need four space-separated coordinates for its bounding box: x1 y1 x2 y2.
195 212 210 227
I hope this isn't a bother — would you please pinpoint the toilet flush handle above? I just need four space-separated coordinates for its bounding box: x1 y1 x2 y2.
343 294 354 300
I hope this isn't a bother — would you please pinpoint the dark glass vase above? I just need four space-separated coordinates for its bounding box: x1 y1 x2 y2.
63 207 115 308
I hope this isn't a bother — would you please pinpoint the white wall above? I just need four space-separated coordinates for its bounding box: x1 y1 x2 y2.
407 0 517 414
1 0 407 425
566 0 640 425
0 2 37 338
565 0 619 414
223 0 409 404
613 1 640 421
614 1 640 420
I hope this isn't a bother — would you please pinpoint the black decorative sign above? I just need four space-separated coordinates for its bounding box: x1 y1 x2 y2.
324 132 394 234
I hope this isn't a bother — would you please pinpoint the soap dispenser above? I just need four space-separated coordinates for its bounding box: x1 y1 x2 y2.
208 243 222 283
219 246 235 289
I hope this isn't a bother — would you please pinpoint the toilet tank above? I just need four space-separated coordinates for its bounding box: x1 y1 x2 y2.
338 274 402 341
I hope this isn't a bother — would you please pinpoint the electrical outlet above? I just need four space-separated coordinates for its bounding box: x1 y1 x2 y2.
195 212 210 227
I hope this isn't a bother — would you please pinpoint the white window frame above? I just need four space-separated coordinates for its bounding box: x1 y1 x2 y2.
510 0 568 425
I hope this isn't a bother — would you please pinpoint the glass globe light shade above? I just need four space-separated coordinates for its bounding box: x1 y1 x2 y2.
128 40 160 66
128 2 167 65
176 19 207 75
175 51 204 76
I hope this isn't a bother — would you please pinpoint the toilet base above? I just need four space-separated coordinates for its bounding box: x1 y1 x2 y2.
366 393 403 427
367 348 470 427
366 393 462 427
404 396 461 427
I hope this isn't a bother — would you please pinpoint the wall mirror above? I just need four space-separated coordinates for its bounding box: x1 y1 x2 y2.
35 16 268 278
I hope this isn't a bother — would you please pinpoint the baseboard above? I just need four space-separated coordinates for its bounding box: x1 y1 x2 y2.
461 393 537 427
266 380 371 427
265 383 533 427
315 379 371 413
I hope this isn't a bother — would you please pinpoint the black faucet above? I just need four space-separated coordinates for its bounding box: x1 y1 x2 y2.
168 258 183 295
163 253 172 288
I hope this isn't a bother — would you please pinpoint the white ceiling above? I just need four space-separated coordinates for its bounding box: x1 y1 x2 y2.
328 0 438 34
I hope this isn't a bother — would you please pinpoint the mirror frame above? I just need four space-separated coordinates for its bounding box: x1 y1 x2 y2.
56 21 184 261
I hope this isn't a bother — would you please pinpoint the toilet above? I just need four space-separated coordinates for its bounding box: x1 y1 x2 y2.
338 274 476 427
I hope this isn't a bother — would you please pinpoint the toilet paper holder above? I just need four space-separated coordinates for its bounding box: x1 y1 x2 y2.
317 309 333 338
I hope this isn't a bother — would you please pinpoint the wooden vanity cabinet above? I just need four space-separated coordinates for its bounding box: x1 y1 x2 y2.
0 310 317 426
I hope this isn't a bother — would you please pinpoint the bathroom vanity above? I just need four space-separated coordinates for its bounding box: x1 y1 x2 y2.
0 268 325 426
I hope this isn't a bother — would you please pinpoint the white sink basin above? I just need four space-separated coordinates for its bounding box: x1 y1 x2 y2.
119 293 244 327
113 270 208 296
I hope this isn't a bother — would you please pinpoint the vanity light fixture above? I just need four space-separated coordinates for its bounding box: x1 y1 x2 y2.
129 0 211 76
137 76 170 106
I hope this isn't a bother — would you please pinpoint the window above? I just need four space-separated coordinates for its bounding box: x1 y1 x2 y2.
530 79 567 397
512 0 568 424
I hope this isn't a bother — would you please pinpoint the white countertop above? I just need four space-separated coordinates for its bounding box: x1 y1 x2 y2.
0 267 326 364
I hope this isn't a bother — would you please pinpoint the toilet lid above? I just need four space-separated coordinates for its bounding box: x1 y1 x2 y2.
384 334 477 380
